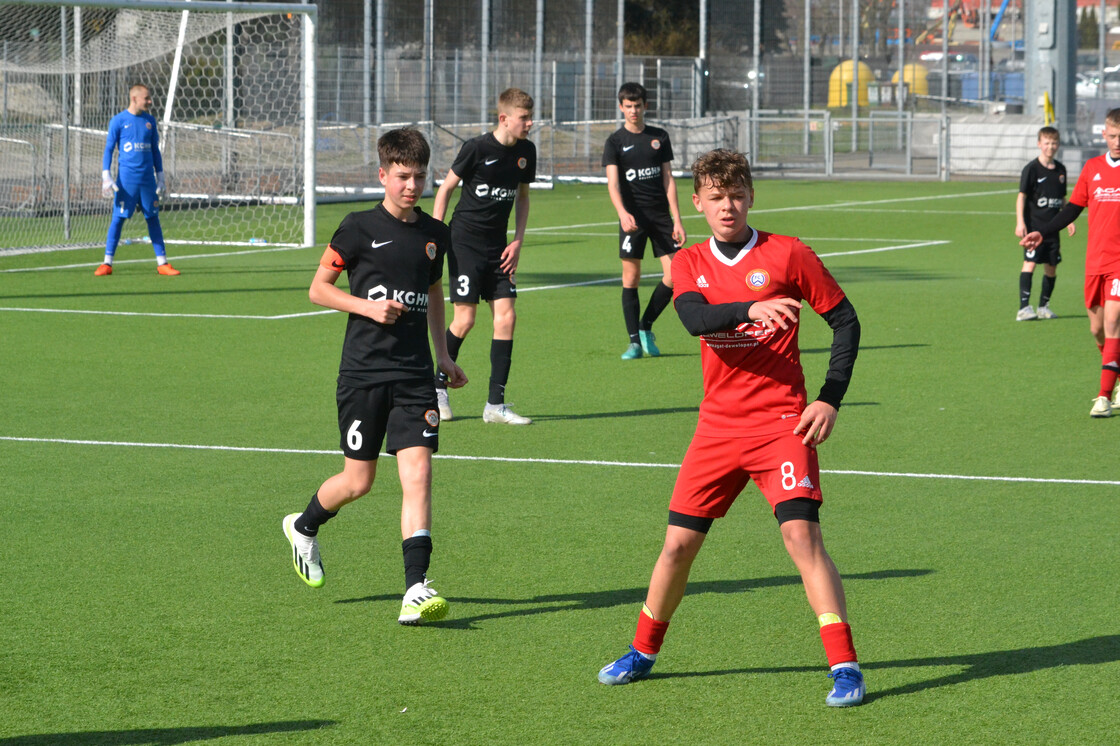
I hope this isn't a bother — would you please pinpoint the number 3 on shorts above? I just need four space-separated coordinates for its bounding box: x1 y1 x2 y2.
347 419 363 451
781 461 796 490
457 274 470 297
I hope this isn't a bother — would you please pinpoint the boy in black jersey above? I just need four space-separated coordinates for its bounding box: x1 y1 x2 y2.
433 88 536 425
603 82 686 359
282 128 467 626
1014 126 1075 321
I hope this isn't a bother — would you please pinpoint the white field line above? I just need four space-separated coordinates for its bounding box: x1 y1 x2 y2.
0 242 309 274
0 306 335 320
0 237 946 313
2 435 1117 487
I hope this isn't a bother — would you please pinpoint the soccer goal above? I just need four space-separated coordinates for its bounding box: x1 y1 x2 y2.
0 0 315 253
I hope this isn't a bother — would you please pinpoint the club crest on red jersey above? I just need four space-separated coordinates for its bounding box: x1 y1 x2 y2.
518 157 528 169
425 242 437 260
651 139 661 150
424 409 439 427
746 269 770 290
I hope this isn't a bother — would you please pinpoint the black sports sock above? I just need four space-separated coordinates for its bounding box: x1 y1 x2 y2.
622 287 640 343
402 535 433 590
294 492 337 537
435 329 465 388
488 338 513 404
640 282 674 331
1019 271 1033 308
1040 275 1056 307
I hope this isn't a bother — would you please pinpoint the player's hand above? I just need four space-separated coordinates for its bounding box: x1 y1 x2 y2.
672 222 687 248
793 400 838 447
742 297 802 332
155 172 166 200
437 357 468 389
500 238 522 275
1020 231 1043 250
1067 223 1076 237
101 178 115 198
619 212 638 234
367 299 407 324
1014 222 1026 239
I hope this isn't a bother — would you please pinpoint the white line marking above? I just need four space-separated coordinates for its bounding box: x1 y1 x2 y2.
2 435 1116 486
0 243 309 274
0 307 336 320
818 240 949 258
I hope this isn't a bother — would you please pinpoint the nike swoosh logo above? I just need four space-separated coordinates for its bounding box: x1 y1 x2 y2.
371 240 392 248
622 145 635 152
1037 177 1047 182
422 429 437 438
331 260 345 269
484 158 499 165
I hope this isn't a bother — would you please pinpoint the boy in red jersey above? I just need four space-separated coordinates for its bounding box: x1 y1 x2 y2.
1022 108 1120 417
597 149 865 707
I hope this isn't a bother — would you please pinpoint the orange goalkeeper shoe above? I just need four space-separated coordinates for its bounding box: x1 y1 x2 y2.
157 264 181 276
93 264 113 276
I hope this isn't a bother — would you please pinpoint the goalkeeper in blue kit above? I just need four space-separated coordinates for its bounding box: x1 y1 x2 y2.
96 84 179 276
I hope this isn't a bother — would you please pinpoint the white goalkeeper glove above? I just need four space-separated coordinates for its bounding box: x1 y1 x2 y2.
155 171 166 200
101 169 115 198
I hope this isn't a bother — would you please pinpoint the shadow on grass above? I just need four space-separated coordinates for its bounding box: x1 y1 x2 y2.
649 635 1120 704
0 720 337 746
337 569 931 630
529 405 698 422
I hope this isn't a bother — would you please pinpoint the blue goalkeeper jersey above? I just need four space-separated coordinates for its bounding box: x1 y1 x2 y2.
103 109 162 184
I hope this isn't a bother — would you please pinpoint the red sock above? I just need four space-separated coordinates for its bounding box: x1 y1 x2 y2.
632 607 670 655
1099 339 1120 397
820 622 858 667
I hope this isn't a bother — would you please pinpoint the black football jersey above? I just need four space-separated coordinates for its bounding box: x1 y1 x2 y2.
328 204 450 386
602 125 674 214
1019 158 1067 234
448 133 536 238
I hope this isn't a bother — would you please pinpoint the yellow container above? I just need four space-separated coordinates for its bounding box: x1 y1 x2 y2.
829 60 875 107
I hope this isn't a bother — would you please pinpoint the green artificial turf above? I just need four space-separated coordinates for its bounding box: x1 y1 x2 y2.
1 179 1117 745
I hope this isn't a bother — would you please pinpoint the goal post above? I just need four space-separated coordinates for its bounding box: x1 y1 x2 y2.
0 0 316 252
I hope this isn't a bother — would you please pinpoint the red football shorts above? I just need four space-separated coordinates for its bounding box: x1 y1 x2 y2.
1084 271 1120 309
669 431 823 518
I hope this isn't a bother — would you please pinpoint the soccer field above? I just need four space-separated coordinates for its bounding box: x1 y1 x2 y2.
2 180 1117 745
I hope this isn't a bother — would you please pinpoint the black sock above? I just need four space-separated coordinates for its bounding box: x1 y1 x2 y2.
1019 271 1033 308
294 492 337 537
640 282 674 331
622 287 640 342
1040 275 1056 307
488 338 513 404
402 535 433 590
435 329 465 388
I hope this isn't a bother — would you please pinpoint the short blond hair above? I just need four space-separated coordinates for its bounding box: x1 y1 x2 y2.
498 88 534 115
1107 108 1120 129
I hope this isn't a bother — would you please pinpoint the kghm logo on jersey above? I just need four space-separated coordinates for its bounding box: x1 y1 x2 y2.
517 157 528 169
425 242 437 260
474 183 517 201
367 284 430 312
625 166 661 182
123 142 133 152
424 409 439 427
746 269 770 290
651 139 661 150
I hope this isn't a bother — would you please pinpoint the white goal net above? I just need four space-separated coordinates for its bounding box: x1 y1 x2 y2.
0 0 315 252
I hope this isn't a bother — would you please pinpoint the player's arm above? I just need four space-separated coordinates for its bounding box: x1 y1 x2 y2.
427 279 467 388
501 183 530 274
309 248 406 324
674 291 802 336
1015 192 1027 238
151 120 165 198
432 169 461 223
101 120 118 197
793 297 861 447
662 166 686 247
605 164 637 234
1021 202 1084 249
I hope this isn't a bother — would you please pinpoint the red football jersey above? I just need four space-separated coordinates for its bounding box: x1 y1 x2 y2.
671 229 846 437
1070 153 1120 274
